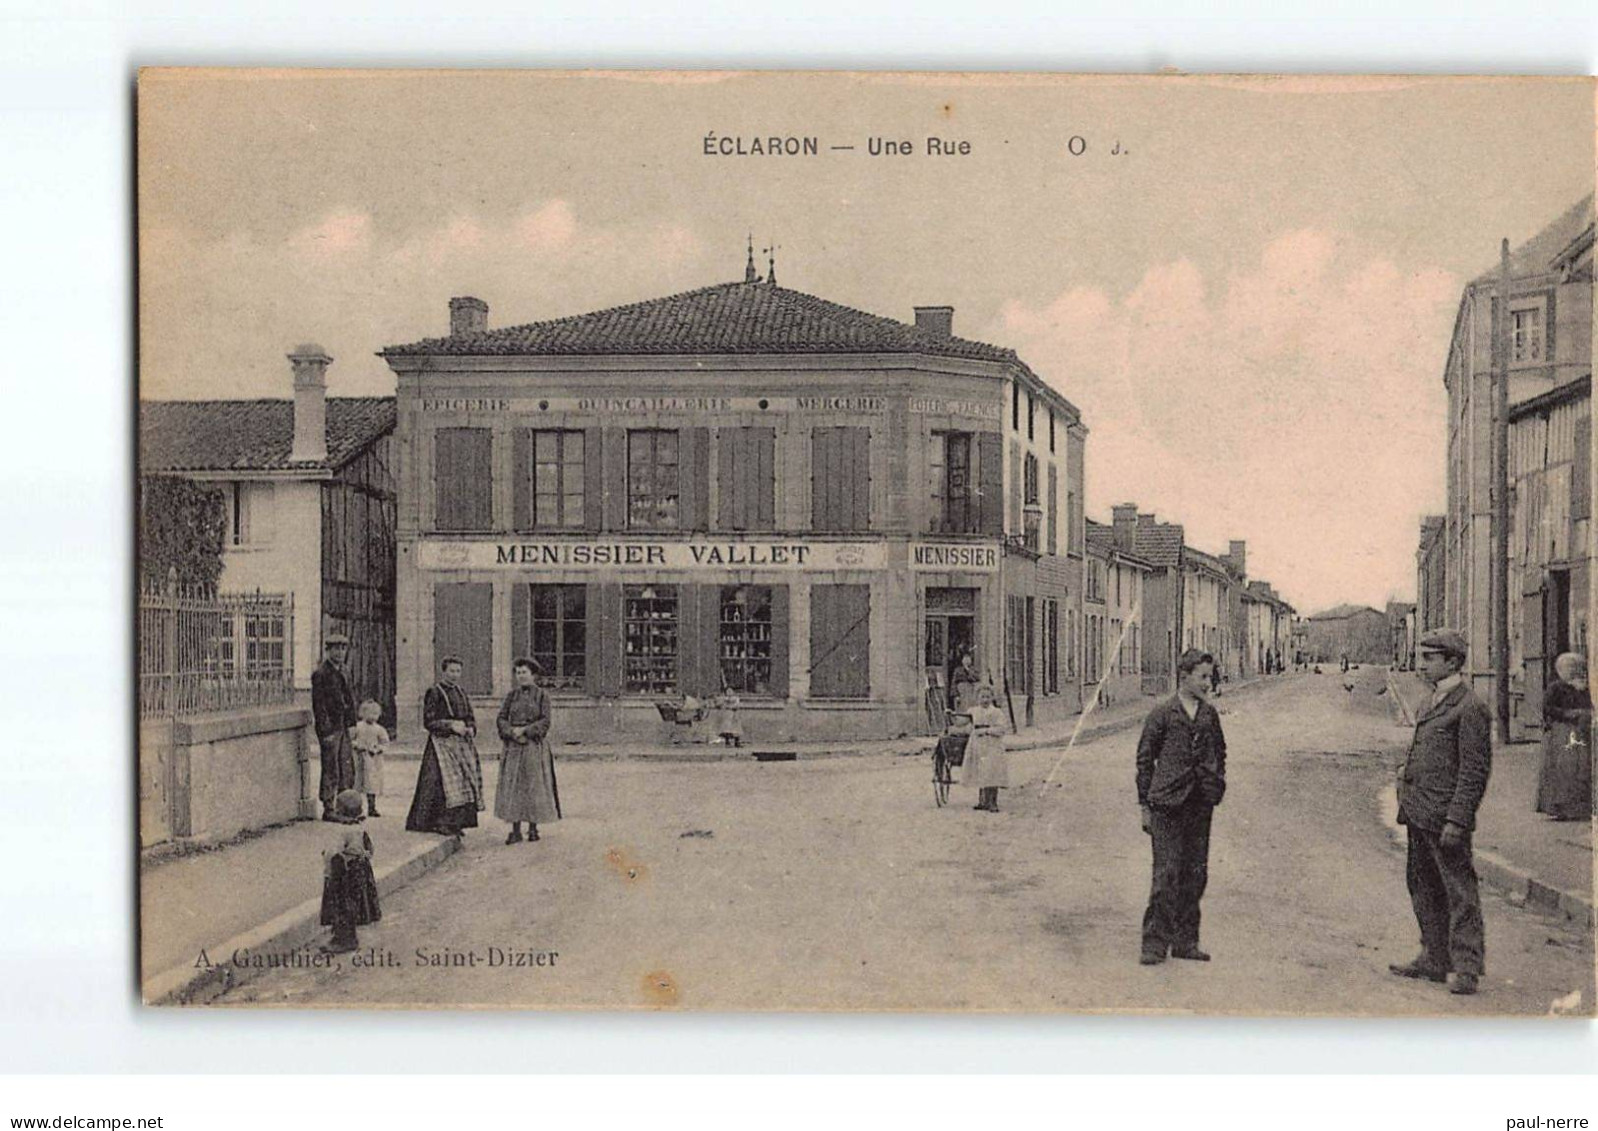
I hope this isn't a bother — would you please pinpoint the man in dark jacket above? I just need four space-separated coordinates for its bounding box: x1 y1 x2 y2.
1136 648 1227 965
311 632 359 821
1391 628 1492 995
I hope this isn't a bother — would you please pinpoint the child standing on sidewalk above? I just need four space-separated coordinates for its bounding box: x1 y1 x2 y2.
352 699 388 817
319 789 381 955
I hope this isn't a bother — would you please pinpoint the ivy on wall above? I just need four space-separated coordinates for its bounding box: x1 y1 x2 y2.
139 476 226 589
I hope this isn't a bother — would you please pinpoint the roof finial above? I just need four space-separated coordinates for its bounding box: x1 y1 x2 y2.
764 243 779 287
744 233 758 284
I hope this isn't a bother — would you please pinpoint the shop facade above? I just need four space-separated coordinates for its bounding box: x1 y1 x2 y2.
382 279 1085 742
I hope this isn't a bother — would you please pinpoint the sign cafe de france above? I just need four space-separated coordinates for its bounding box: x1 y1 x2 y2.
381 274 1086 743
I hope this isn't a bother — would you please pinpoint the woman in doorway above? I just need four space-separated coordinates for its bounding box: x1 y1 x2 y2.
962 683 1011 813
1536 652 1592 821
495 658 562 844
950 650 981 712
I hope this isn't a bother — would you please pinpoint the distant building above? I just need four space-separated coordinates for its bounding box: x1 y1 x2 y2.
1245 580 1296 676
139 348 398 721
1441 194 1592 731
1085 519 1153 705
1304 604 1389 665
1416 514 1446 640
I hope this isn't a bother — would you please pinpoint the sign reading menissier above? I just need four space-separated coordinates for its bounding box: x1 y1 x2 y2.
418 539 890 572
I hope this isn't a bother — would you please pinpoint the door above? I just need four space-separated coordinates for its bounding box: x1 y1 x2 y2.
1024 596 1036 727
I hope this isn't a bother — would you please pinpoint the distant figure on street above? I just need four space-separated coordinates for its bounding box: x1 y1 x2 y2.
1391 629 1492 996
950 650 980 712
311 632 360 822
1136 649 1227 965
405 656 485 838
495 658 561 845
960 684 1010 812
1536 652 1592 822
319 789 380 955
352 699 388 818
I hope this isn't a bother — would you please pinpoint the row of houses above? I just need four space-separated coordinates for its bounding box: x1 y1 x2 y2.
1413 194 1593 736
141 250 1299 742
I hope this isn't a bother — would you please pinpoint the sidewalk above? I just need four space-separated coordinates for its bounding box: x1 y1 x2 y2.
140 674 1279 1004
1385 669 1593 926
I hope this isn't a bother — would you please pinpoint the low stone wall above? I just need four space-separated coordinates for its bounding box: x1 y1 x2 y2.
144 705 317 847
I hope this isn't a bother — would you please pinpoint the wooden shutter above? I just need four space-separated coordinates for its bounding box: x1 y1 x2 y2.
1009 445 1022 534
601 426 626 531
769 583 789 698
512 429 532 531
686 426 710 532
1573 414 1591 521
584 426 604 531
511 582 530 660
848 426 870 531
718 427 776 531
1522 582 1546 728
432 582 493 696
810 584 870 698
811 428 832 530
434 428 492 532
1047 464 1059 555
977 432 1003 535
589 581 622 697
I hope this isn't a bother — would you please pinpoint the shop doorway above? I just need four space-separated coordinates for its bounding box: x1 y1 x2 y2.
925 587 979 707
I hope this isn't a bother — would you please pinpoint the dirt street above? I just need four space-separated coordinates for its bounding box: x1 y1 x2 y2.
228 668 1595 1015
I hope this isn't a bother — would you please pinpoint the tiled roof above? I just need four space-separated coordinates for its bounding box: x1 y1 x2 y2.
139 397 395 474
1471 194 1595 286
1308 603 1383 621
1086 519 1154 569
1183 545 1234 578
1130 523 1184 568
381 280 1022 364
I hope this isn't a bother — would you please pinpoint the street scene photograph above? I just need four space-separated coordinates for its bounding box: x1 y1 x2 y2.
135 70 1595 1014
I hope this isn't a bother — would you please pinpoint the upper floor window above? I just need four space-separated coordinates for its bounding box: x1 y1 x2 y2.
1087 558 1104 601
929 431 976 534
1022 452 1041 551
812 426 870 532
1511 304 1545 364
1027 393 1036 441
1049 410 1056 453
718 427 776 531
628 429 680 529
516 429 585 530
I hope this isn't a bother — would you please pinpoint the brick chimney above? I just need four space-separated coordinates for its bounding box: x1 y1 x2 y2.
287 343 331 463
449 296 488 337
1228 539 1247 578
914 306 954 339
1138 512 1156 531
1112 502 1139 553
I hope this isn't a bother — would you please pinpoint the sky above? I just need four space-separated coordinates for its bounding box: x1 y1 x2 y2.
137 71 1595 614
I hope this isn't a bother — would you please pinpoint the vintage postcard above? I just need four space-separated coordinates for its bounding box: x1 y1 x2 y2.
136 70 1596 1013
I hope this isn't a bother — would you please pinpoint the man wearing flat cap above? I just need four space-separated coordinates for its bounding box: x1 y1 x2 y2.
312 632 361 821
1391 628 1492 996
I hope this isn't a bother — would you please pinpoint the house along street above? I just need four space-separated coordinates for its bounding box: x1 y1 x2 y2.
227 668 1594 1013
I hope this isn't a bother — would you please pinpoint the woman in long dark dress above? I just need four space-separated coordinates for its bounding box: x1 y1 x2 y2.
405 656 485 836
495 658 561 844
1536 652 1592 821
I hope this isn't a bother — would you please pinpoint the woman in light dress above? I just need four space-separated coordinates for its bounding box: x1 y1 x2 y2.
960 683 1011 813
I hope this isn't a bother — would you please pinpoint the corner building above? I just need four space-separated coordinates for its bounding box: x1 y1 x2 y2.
381 274 1086 742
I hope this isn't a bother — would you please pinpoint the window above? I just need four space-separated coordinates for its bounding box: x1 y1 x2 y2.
1114 565 1122 606
623 584 678 694
523 430 585 530
1087 559 1104 601
718 427 776 531
1049 410 1056 453
1027 393 1036 441
530 585 585 690
1067 608 1077 678
1046 464 1058 555
812 426 870 532
1066 489 1081 554
1511 305 1544 364
720 585 773 694
435 428 493 532
811 585 870 698
1012 382 1020 431
228 483 247 545
627 430 680 529
1022 453 1041 550
1044 598 1059 694
1006 596 1027 694
929 431 977 533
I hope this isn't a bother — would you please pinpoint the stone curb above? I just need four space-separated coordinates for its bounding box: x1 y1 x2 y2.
143 832 461 1006
1375 786 1594 929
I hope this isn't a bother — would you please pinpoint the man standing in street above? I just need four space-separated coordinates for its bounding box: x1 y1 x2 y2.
1137 648 1227 965
1390 629 1492 996
312 632 360 822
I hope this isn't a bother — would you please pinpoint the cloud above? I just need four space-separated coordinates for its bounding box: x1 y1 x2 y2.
286 210 371 259
984 230 1460 612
